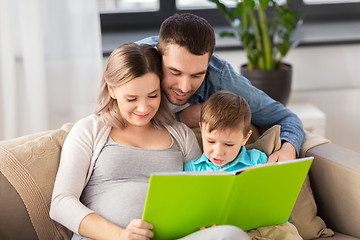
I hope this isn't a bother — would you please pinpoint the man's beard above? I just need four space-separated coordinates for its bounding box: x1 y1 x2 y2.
164 88 192 106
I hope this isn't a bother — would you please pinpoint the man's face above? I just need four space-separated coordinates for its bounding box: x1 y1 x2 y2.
161 43 209 105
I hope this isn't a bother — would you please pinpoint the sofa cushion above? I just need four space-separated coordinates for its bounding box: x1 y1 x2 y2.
289 175 334 239
287 131 334 240
0 124 73 240
0 173 38 240
247 222 302 240
245 125 281 156
317 232 360 240
306 143 360 239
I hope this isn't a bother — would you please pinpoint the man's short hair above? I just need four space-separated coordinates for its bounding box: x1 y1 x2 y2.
201 91 251 136
158 13 215 61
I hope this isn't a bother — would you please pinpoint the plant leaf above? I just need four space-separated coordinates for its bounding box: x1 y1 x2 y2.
219 31 236 38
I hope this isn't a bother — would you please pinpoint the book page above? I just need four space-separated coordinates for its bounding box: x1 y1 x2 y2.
225 158 313 230
142 174 234 239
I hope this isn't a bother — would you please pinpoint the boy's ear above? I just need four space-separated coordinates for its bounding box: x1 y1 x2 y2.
242 130 252 145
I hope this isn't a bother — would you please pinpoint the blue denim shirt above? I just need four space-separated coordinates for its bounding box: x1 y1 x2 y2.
184 146 268 172
136 36 305 155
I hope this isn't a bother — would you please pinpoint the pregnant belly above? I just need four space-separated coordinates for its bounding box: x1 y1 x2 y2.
82 181 149 228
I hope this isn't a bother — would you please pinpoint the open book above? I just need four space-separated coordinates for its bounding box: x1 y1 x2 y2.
142 157 313 240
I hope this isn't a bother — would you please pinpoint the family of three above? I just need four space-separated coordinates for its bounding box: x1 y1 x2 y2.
50 13 306 240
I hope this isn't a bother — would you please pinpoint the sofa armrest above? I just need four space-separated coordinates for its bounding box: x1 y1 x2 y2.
306 143 360 238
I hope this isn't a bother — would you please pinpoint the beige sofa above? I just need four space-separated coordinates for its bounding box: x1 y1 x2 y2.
306 143 360 240
0 124 359 240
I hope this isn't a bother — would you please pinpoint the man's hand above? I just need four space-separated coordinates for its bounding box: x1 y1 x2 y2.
179 103 203 128
268 141 296 163
121 219 154 240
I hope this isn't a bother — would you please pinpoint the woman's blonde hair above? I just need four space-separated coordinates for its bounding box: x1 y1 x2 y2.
95 43 174 128
201 91 251 136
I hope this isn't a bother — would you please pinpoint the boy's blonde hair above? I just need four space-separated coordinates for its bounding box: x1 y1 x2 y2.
200 91 251 136
95 43 174 129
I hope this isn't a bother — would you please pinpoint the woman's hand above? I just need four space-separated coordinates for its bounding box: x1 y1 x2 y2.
78 214 153 240
200 224 217 230
120 219 154 240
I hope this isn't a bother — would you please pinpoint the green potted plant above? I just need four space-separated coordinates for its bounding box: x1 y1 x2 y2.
209 0 301 105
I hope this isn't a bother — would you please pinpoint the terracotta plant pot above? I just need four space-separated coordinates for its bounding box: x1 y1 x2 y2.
240 63 292 106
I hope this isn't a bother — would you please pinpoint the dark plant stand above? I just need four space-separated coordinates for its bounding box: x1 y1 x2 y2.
240 63 292 106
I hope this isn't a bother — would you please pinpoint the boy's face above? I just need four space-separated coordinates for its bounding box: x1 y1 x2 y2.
161 43 209 106
201 123 251 168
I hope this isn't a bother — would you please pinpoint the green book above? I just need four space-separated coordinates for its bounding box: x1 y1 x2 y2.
142 157 313 240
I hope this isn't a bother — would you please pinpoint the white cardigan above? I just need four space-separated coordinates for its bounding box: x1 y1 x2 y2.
50 114 201 234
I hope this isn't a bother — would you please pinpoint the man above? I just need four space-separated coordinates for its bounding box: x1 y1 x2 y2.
137 13 305 163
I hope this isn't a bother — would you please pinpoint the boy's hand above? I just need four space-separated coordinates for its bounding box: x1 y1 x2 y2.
268 142 296 163
121 219 154 240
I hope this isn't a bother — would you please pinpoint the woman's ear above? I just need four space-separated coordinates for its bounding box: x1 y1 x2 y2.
242 130 252 145
108 85 115 99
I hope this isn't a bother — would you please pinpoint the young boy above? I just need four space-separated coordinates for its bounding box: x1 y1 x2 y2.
185 90 267 172
184 91 304 240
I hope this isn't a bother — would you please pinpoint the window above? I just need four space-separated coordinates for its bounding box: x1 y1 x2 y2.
98 0 160 13
176 0 235 10
295 0 360 22
304 0 360 4
98 0 360 32
99 0 232 32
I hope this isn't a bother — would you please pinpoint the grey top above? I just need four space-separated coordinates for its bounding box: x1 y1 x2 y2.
72 135 183 239
50 115 201 235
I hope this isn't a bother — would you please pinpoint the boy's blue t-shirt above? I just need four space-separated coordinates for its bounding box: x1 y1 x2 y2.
184 146 268 172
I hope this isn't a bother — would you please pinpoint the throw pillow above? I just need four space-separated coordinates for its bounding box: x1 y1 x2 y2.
289 175 334 239
247 222 302 240
0 124 73 240
289 130 334 240
246 125 281 156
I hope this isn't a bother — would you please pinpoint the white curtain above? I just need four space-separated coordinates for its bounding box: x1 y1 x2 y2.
0 0 103 140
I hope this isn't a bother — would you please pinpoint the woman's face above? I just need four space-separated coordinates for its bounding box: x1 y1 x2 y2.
110 72 161 127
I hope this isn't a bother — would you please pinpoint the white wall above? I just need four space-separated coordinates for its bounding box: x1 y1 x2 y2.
215 43 360 153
